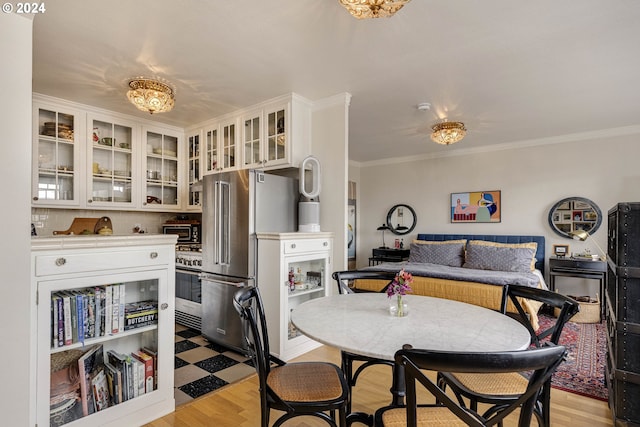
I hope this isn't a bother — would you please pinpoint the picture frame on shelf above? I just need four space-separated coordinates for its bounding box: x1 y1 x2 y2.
553 244 569 257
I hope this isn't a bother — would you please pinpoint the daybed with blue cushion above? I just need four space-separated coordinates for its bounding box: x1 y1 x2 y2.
356 234 547 329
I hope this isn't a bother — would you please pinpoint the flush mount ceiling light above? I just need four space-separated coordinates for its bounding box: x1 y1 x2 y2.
431 120 467 145
339 0 411 19
126 78 175 114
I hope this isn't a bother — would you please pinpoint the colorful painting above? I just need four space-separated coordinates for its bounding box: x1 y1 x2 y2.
451 191 501 223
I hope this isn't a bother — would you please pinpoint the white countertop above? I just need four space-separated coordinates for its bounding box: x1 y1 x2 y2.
31 234 178 251
291 293 531 361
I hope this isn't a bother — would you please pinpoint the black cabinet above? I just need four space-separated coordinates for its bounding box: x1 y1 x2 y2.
369 248 410 266
606 203 640 426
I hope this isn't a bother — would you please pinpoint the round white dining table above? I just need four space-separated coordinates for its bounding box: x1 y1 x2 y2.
291 293 531 360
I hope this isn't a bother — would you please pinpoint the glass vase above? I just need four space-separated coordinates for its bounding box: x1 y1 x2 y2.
389 294 409 317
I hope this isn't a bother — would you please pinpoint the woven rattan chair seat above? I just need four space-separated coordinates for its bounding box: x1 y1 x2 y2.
450 372 528 396
267 362 344 402
381 406 469 426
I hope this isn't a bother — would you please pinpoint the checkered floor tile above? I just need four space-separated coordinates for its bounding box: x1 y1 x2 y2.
174 324 255 406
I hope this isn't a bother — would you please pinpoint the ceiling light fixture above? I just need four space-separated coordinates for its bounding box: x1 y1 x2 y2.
339 0 411 19
431 120 467 145
126 78 175 114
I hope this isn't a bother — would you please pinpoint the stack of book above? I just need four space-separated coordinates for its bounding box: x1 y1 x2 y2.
51 344 158 425
50 285 158 348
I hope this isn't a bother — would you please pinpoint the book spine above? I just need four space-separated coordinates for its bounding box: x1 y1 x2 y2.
62 293 72 346
141 347 158 390
105 285 113 336
51 294 58 348
118 284 126 335
95 286 104 337
111 285 120 334
68 291 78 344
132 351 154 393
56 295 64 347
76 292 84 345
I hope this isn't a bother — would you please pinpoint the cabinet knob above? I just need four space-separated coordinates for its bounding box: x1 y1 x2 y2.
88 199 93 203
150 252 158 259
291 243 296 249
160 303 169 310
55 257 66 266
323 241 328 246
33 196 39 201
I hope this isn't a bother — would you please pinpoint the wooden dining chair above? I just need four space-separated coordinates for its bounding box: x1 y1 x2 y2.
232 286 349 427
375 344 568 427
332 270 397 414
437 284 580 427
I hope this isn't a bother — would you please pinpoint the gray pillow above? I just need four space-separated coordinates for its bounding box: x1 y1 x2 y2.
463 243 536 272
409 241 466 267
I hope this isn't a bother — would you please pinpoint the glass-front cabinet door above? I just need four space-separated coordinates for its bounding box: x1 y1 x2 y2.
242 110 262 168
186 131 202 209
33 103 83 206
144 128 180 209
221 118 238 171
264 104 288 167
87 115 136 208
37 270 167 426
204 125 220 173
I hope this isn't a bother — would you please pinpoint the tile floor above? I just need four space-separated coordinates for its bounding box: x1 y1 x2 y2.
174 323 256 406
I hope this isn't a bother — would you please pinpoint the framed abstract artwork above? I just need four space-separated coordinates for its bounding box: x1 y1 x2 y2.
451 190 501 223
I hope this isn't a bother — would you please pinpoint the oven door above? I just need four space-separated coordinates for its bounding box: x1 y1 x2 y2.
175 268 202 331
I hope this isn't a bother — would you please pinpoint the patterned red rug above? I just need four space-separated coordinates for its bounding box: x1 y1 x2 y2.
538 313 608 401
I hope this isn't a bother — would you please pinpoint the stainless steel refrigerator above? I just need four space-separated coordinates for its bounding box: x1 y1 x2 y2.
200 169 298 353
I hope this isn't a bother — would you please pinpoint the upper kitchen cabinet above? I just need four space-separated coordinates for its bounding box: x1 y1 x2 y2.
199 93 312 175
143 127 182 210
185 130 202 210
87 113 138 209
242 95 312 170
203 118 240 174
32 100 85 207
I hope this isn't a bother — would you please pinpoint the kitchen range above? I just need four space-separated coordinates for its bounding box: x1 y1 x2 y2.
174 243 203 331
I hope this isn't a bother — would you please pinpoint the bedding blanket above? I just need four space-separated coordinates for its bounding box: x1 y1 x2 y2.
362 261 540 288
358 262 544 330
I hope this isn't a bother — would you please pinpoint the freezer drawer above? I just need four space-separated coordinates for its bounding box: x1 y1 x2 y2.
201 274 251 354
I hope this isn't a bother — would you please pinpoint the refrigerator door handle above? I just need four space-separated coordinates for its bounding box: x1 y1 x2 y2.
214 181 221 265
219 180 231 266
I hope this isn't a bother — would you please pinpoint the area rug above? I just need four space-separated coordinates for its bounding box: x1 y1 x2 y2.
538 313 608 401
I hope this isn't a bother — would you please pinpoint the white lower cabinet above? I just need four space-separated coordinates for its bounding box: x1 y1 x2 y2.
257 232 333 361
31 235 176 427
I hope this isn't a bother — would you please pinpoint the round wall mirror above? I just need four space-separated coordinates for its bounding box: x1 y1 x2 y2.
548 197 602 238
386 204 417 235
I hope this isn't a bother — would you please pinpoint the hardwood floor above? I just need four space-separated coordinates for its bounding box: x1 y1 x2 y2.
145 345 613 427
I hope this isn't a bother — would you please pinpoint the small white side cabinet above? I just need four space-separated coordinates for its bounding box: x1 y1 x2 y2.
257 232 333 361
31 235 177 427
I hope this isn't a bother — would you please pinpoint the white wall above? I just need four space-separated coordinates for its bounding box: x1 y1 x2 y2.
0 12 33 426
311 93 351 272
354 132 640 293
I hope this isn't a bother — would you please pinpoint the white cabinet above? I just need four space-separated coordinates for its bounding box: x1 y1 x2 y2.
31 235 176 427
87 113 138 209
32 100 85 207
185 130 202 210
33 94 186 212
196 92 312 176
257 232 333 361
142 127 182 210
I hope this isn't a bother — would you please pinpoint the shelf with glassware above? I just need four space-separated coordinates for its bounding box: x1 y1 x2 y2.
31 235 176 427
87 115 137 208
143 128 181 210
32 100 84 207
257 232 332 361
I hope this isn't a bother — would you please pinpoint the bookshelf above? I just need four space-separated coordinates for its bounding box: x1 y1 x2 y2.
31 235 176 427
